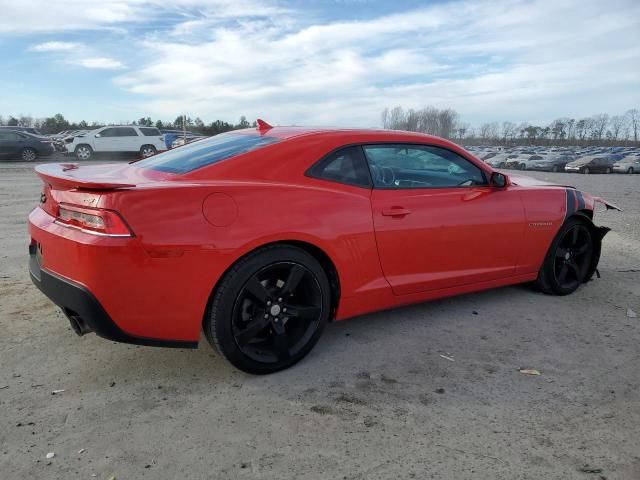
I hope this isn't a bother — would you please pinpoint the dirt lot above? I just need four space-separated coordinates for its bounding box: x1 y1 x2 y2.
1 159 639 480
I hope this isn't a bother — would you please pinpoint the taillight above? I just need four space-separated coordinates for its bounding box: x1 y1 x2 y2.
55 204 133 237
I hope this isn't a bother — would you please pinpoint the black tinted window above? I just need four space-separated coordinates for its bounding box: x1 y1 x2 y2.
307 146 371 188
363 144 487 188
139 127 161 136
0 131 20 140
100 128 117 137
116 127 138 137
135 133 279 173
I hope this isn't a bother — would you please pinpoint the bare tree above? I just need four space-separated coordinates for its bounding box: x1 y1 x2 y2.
590 114 609 141
501 121 517 144
609 115 626 141
627 108 639 142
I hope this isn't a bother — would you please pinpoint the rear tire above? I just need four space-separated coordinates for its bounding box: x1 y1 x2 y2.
140 145 157 158
204 245 331 374
536 217 595 296
74 144 93 161
21 147 37 162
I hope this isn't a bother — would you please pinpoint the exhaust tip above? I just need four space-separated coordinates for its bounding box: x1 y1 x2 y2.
62 308 93 336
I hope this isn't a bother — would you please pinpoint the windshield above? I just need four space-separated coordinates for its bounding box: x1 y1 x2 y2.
135 132 279 173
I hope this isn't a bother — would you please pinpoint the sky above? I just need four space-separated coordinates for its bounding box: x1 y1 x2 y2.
0 0 639 127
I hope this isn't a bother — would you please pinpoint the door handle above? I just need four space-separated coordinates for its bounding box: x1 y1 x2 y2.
382 207 411 217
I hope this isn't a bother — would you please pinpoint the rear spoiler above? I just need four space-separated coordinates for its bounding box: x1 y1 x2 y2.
35 163 136 190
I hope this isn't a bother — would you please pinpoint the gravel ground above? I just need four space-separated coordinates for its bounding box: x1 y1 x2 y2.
0 159 639 480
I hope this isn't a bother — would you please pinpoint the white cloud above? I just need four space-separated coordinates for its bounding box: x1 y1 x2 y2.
4 0 640 125
75 57 125 69
30 41 82 52
113 0 640 125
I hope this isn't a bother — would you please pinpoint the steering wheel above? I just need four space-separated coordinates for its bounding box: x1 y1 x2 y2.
379 166 395 186
369 164 395 186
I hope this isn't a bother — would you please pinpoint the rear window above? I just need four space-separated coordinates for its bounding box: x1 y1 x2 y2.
135 133 280 173
139 127 161 136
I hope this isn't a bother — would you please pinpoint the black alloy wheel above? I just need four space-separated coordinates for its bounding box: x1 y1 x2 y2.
205 245 331 374
537 217 595 295
553 224 593 291
232 262 322 363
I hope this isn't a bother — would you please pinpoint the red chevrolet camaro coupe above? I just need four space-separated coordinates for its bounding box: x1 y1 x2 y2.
28 120 619 373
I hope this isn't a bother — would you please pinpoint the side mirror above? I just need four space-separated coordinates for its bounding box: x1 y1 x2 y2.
490 172 508 188
95 133 101 138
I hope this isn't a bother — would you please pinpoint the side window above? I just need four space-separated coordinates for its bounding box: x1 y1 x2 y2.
116 127 138 137
99 128 116 137
363 144 487 189
307 146 371 188
139 127 160 136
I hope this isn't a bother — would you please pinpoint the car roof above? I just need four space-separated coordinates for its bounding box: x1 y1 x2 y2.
234 125 453 144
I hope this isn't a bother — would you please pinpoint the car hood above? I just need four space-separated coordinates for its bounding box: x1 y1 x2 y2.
507 173 565 187
507 173 621 211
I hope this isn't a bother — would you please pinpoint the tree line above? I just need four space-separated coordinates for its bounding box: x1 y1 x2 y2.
382 106 640 146
3 108 639 146
0 114 256 136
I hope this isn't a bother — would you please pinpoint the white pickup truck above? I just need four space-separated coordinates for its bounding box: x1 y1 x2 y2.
66 125 167 160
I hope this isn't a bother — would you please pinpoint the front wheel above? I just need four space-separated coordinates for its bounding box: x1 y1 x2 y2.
582 167 590 174
140 145 157 158
21 147 37 162
204 245 331 374
536 217 595 295
629 167 635 174
519 163 527 170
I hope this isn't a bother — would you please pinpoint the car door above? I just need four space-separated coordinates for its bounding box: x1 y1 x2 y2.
366 144 526 295
0 131 24 159
92 127 119 152
117 127 140 152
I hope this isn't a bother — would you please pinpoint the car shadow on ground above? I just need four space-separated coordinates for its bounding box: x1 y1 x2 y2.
73 283 538 387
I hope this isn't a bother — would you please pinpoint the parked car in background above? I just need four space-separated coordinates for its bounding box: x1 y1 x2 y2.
0 129 55 161
505 155 546 170
171 134 206 149
564 156 616 174
0 125 43 136
65 125 166 160
527 155 576 172
160 129 198 149
485 153 517 168
612 156 640 174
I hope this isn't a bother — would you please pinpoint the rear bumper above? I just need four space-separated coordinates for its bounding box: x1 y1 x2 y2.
29 246 196 348
29 243 197 348
28 207 204 348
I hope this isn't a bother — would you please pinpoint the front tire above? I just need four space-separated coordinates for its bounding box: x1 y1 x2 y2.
21 147 37 162
204 245 331 374
536 217 595 295
74 145 93 161
582 167 590 174
605 167 611 174
629 167 635 174
519 163 527 170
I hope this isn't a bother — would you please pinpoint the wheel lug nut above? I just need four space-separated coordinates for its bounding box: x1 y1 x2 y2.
267 301 271 306
264 313 269 318
278 298 282 302
283 308 287 313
